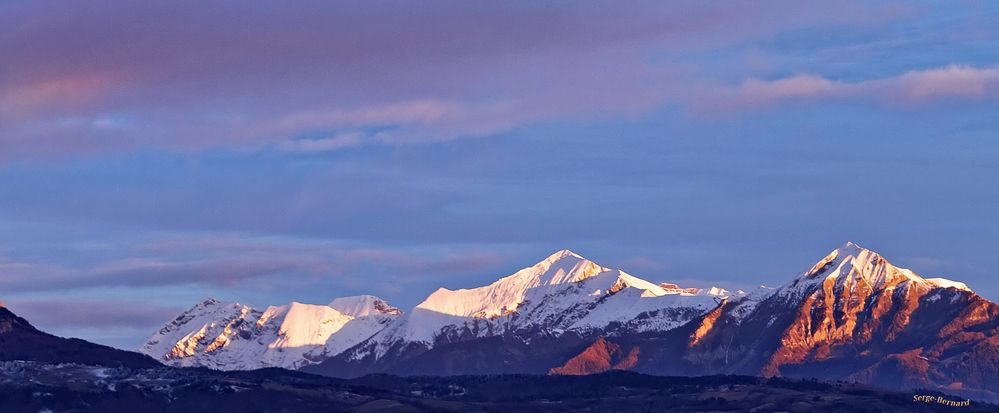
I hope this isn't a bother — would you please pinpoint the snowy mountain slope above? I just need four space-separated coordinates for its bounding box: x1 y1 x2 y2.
140 298 255 365
331 249 724 364
139 296 400 370
330 295 402 317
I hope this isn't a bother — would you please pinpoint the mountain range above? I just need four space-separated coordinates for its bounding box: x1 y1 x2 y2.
7 304 992 412
138 242 999 401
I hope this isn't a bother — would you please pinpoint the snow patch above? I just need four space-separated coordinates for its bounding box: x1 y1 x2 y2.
925 278 971 292
329 295 402 317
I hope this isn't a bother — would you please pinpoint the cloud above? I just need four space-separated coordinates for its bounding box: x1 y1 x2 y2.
0 0 911 162
0 235 508 294
696 65 999 111
82 256 341 288
3 299 182 329
892 65 999 102
0 73 114 117
722 75 841 106
0 252 342 293
269 99 533 146
266 99 538 151
277 132 366 153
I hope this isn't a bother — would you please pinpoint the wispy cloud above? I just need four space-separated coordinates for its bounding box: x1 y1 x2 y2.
696 65 999 111
0 236 508 293
0 252 341 293
276 132 366 153
3 299 182 329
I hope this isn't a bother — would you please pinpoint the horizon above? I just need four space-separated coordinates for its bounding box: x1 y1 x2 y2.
3 1 999 351
2 239 989 350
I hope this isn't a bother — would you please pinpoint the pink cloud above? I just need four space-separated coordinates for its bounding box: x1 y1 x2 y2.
268 99 529 147
695 65 999 112
734 75 840 104
0 73 115 118
892 65 999 102
4 299 182 329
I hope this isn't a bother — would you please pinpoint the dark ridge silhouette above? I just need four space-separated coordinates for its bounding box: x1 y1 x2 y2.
0 306 160 369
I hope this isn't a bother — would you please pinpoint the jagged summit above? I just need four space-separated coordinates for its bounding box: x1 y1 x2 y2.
535 249 607 285
195 297 224 307
542 248 585 263
140 295 402 370
797 241 973 294
823 240 872 263
505 248 607 287
805 242 909 282
837 240 863 252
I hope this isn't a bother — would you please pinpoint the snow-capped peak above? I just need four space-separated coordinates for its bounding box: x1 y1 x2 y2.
356 249 723 351
414 249 609 319
542 248 584 264
329 295 402 317
839 240 864 253
802 242 915 286
792 241 975 294
532 249 605 285
705 286 731 297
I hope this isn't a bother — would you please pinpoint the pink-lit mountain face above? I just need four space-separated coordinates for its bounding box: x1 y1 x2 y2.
143 243 998 401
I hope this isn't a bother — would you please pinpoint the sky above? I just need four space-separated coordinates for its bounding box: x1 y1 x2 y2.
1 1 998 350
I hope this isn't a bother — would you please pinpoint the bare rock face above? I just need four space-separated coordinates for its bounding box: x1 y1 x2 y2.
550 337 640 375
666 242 999 402
761 247 998 396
